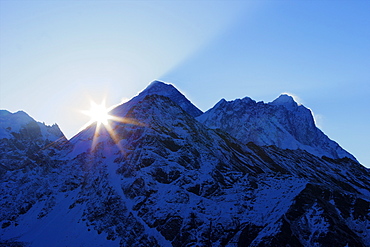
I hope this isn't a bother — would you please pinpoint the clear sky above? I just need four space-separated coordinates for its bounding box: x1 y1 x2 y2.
1 1 369 167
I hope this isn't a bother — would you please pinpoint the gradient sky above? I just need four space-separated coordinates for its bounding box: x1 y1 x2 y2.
1 1 369 167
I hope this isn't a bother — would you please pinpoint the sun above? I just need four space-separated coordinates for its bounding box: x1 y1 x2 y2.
79 97 143 154
82 100 111 126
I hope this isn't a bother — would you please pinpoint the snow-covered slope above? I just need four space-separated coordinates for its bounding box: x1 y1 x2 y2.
1 83 369 246
0 110 64 141
0 110 67 173
197 94 356 160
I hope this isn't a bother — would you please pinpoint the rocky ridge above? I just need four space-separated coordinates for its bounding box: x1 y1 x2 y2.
0 81 369 246
197 94 355 160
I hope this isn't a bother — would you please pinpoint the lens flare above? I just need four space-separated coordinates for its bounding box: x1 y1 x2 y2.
82 100 111 126
80 98 145 157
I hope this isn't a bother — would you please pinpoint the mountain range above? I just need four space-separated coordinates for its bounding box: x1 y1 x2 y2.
1 81 369 246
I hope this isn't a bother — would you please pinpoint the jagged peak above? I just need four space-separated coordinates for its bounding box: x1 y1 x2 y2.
143 80 175 93
241 96 255 104
213 98 227 108
270 94 299 110
1 110 63 131
0 110 65 141
0 109 33 124
1 109 30 117
112 80 203 118
272 94 296 104
213 96 255 108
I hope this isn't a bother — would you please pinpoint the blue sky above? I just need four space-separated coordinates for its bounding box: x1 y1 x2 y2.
0 1 369 167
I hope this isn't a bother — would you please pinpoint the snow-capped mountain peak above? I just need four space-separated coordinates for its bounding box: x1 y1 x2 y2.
144 80 175 92
0 109 65 142
111 80 203 118
1 81 368 247
0 110 35 139
241 96 255 104
270 94 299 110
197 94 356 161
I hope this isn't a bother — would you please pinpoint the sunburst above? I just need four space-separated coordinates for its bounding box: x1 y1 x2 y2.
82 100 112 127
80 98 144 155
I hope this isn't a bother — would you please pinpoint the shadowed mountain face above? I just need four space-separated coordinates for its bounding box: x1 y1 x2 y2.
1 81 369 246
0 110 66 174
197 94 356 161
111 80 203 118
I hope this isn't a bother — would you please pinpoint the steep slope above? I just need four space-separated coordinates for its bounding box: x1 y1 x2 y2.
111 80 203 118
197 94 356 160
0 110 64 142
0 110 67 173
1 84 369 246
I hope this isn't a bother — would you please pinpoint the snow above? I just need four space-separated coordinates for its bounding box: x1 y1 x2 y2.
111 80 203 118
197 94 357 161
1 189 118 247
215 174 307 227
296 203 330 246
0 109 64 142
0 110 33 139
105 150 173 247
269 94 298 110
1 81 368 246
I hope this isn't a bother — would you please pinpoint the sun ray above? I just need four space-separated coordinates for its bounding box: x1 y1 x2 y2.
109 115 145 127
82 100 111 125
79 99 145 157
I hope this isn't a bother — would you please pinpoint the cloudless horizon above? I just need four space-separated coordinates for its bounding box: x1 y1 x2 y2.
1 1 369 167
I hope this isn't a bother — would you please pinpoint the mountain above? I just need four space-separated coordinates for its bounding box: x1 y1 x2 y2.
0 110 67 173
111 80 203 118
1 82 369 246
197 94 356 160
0 110 64 142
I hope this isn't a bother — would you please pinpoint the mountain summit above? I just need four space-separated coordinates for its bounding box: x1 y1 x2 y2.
112 80 203 118
270 94 299 109
197 94 355 160
1 81 369 246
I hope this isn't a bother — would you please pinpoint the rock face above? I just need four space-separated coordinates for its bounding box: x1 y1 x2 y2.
0 110 67 173
1 82 369 246
197 94 356 160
